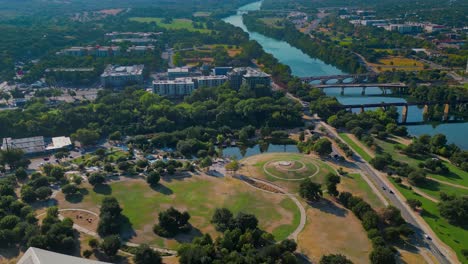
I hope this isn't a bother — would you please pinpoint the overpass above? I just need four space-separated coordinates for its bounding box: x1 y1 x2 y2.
334 100 468 123
313 83 408 95
300 73 377 84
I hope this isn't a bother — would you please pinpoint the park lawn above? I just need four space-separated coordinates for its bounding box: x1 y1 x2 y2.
339 133 373 162
375 138 468 187
379 57 424 67
389 178 468 262
339 173 385 209
129 17 211 33
62 176 299 248
415 179 468 200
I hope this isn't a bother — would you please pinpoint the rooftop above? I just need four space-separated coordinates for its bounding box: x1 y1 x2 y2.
18 247 110 264
153 78 194 85
1 136 45 154
101 65 144 77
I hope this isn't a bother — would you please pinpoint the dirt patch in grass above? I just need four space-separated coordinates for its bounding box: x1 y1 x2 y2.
298 199 372 264
61 210 99 232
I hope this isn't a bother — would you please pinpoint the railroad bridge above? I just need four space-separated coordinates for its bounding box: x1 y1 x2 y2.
333 100 468 124
299 73 378 84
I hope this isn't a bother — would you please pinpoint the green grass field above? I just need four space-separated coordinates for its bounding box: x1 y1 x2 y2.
375 138 468 187
339 133 373 162
82 177 300 247
341 173 385 209
253 153 333 185
389 178 468 262
129 17 211 33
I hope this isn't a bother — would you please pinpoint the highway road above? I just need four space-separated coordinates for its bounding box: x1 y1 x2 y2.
282 87 457 264
319 120 455 264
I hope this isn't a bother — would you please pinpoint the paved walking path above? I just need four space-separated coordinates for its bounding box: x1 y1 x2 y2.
427 177 468 190
37 208 177 256
236 173 306 241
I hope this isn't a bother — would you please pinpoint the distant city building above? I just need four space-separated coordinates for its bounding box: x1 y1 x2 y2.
212 66 232 76
227 67 271 90
424 24 445 33
127 45 155 54
167 67 191 79
111 38 157 45
1 136 72 155
100 64 144 88
58 46 120 57
18 247 110 264
386 24 421 34
105 31 162 39
153 78 195 97
194 75 228 88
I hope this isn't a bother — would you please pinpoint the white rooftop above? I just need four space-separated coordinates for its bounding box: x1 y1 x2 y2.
18 247 110 264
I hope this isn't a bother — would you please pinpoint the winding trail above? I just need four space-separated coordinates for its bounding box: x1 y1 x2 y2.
37 208 177 256
236 174 306 241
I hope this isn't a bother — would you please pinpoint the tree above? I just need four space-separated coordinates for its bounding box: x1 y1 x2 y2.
71 128 100 146
199 157 212 171
408 170 426 186
326 173 341 197
438 195 468 226
224 159 240 174
134 244 162 264
369 246 395 264
153 207 191 237
0 148 29 170
313 138 332 156
320 254 353 264
35 186 52 200
406 199 422 210
15 167 28 180
299 180 322 201
211 208 233 232
147 171 161 186
61 184 79 196
109 131 122 141
100 235 121 257
88 238 99 249
21 185 37 203
97 197 123 236
49 166 65 181
233 212 258 232
88 173 106 186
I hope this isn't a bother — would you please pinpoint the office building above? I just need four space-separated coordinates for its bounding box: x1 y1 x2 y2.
212 67 233 76
167 67 191 79
100 64 144 88
153 78 195 97
227 67 271 90
194 75 228 88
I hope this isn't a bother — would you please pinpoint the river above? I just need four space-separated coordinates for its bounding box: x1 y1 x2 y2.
223 1 468 149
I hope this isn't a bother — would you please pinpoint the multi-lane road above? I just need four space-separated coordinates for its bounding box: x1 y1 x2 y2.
284 87 457 264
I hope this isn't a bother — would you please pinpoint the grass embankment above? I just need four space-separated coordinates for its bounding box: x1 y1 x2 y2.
338 133 373 162
129 17 211 33
375 57 425 72
58 177 300 248
390 178 468 262
340 173 385 209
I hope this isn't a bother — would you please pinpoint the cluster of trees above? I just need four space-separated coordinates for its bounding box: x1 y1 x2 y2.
0 85 302 146
0 148 30 171
438 193 468 227
243 13 365 74
403 134 468 171
328 107 408 141
153 207 191 237
178 208 299 263
297 136 333 157
339 193 412 264
370 153 428 186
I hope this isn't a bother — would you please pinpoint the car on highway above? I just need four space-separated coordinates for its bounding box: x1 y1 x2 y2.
382 186 386 190
424 234 432 240
389 190 394 194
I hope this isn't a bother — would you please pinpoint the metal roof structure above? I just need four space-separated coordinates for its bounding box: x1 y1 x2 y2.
17 247 111 264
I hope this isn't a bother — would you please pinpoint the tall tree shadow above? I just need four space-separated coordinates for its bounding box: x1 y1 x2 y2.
93 184 112 195
308 199 347 217
150 184 173 195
